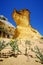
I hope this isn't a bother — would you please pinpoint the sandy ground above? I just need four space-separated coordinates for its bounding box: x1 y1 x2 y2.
0 55 43 65
0 38 43 65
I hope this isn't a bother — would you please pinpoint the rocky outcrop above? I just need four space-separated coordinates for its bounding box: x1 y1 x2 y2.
12 9 42 40
0 15 15 38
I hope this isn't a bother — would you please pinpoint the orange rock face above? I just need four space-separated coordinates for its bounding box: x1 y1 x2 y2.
12 9 42 40
12 9 30 26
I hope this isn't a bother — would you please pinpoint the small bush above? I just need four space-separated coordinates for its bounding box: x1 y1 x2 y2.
8 39 20 55
25 40 31 55
31 46 43 64
0 40 5 51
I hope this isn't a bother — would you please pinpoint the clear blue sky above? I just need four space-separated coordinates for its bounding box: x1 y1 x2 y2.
0 0 43 35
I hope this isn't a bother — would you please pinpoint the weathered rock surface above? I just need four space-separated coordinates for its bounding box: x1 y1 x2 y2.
12 9 42 40
0 15 15 38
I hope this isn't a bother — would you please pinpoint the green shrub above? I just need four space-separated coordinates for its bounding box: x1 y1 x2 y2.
31 46 43 64
8 39 20 54
25 40 31 55
0 40 6 51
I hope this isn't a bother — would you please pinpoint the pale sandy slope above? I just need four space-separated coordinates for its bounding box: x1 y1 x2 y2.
0 55 43 65
0 38 43 65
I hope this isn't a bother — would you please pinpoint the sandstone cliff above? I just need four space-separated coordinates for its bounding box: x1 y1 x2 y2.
12 9 42 40
0 15 15 38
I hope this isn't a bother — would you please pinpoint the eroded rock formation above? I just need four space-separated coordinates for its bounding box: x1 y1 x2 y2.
0 15 15 38
12 9 42 40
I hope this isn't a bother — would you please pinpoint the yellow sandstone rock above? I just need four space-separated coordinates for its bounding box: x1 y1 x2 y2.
12 9 42 40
